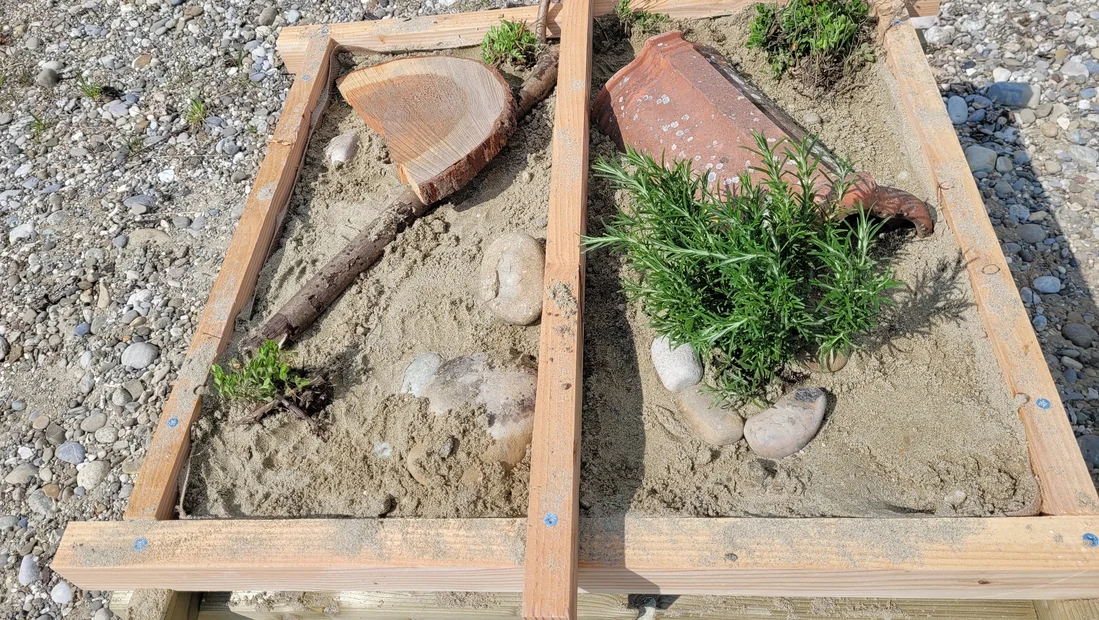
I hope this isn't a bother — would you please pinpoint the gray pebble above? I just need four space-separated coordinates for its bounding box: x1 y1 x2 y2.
57 442 86 465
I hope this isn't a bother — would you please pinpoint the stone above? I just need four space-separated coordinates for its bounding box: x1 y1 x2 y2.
1032 275 1062 294
650 336 703 393
1079 435 1099 469
401 352 442 397
478 232 545 326
946 96 968 124
1016 109 1035 125
1070 145 1099 169
325 130 359 168
1062 59 1090 80
986 82 1039 109
4 463 38 485
1018 223 1047 244
923 25 954 46
26 489 53 515
121 341 159 369
258 6 279 25
675 385 744 445
77 460 109 489
743 387 828 459
418 355 537 466
18 555 39 586
57 441 86 464
1063 323 1098 348
964 145 997 173
112 387 133 406
992 67 1011 82
8 223 34 243
80 412 108 433
50 581 73 605
35 68 60 88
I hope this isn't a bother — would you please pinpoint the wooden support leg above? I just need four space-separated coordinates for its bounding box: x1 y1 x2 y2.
521 0 594 618
110 590 199 620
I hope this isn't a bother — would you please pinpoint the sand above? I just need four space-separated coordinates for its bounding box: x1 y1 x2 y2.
183 14 1038 520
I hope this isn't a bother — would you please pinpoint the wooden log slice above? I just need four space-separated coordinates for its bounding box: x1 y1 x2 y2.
337 56 517 204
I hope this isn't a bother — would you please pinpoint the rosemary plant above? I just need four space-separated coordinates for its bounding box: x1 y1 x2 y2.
585 134 898 402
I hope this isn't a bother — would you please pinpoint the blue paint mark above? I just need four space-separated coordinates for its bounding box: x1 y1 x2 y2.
544 513 558 527
1084 533 1098 547
301 75 311 82
1036 398 1051 410
134 537 149 551
167 417 179 428
321 28 330 35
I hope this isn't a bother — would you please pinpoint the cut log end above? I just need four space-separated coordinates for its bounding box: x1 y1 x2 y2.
337 56 518 204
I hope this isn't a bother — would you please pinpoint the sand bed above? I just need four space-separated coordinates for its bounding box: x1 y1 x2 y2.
183 14 1037 520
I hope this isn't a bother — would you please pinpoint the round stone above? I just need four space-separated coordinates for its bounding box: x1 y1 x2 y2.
478 232 545 326
1063 323 1098 348
744 387 828 459
121 341 160 369
650 336 703 393
56 442 86 464
1032 276 1062 294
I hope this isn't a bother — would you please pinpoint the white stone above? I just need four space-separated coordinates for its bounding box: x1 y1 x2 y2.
1063 59 1090 80
158 168 176 183
923 25 954 46
479 232 545 325
325 130 359 168
18 556 39 586
77 460 109 489
8 223 34 243
744 387 828 459
992 67 1011 82
401 352 442 397
650 336 703 393
50 581 73 605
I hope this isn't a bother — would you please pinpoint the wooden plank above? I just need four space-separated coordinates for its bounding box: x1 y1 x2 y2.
220 591 1040 619
123 31 337 521
883 22 1099 516
1034 599 1099 620
276 0 755 74
521 0 594 618
52 516 1099 597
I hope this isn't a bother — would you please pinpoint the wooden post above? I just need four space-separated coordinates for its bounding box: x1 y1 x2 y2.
522 0 594 617
124 31 337 520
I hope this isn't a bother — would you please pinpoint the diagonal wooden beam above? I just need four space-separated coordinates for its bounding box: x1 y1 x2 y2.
124 30 337 521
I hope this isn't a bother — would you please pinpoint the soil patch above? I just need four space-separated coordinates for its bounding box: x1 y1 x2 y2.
184 14 1037 520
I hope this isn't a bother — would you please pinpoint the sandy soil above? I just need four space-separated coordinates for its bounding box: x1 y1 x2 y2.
183 14 1038 520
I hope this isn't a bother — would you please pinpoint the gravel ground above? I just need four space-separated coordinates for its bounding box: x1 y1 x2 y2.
0 0 1097 617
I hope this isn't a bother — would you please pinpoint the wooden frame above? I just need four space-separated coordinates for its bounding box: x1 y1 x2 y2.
52 2 1099 619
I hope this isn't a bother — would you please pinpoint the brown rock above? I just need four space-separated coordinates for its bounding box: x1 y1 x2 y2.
478 232 545 326
675 385 744 445
744 387 828 459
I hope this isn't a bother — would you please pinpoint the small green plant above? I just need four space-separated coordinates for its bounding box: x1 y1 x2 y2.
0 73 7 88
615 0 667 36
183 97 207 126
29 112 51 141
481 19 540 66
124 135 144 156
584 134 898 403
746 0 874 87
17 71 31 86
212 340 327 432
76 75 103 100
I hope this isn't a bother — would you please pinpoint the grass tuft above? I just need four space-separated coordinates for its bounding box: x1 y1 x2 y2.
481 19 540 66
584 134 898 403
76 75 103 100
615 0 667 36
184 97 207 126
746 0 875 87
29 112 52 141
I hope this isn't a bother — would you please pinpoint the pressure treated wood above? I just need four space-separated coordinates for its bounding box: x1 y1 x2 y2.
884 22 1099 517
123 31 336 521
337 56 516 204
51 516 1099 597
1034 599 1099 620
521 0 594 618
